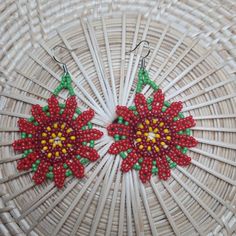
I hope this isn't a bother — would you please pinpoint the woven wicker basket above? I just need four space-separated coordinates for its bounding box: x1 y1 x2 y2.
0 1 236 235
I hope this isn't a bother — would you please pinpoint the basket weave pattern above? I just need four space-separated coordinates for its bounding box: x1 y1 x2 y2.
0 1 236 235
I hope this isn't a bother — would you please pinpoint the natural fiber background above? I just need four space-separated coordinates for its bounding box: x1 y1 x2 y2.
0 0 236 235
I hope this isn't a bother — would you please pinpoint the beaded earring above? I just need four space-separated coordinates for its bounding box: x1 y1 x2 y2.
13 46 103 188
107 40 197 183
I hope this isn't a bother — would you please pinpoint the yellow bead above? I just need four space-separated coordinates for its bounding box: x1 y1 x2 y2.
161 141 166 146
52 143 57 148
166 136 171 141
70 136 76 140
66 128 72 133
55 151 59 157
136 131 142 135
53 123 58 129
147 146 152 151
152 138 156 143
145 119 150 125
144 133 148 137
46 126 51 131
67 143 72 147
42 132 47 137
47 153 52 158
61 137 66 141
155 134 160 138
49 139 54 143
164 128 169 133
43 146 48 151
136 138 142 142
155 146 160 152
139 145 144 150
138 124 144 129
52 133 56 138
58 142 62 147
154 128 159 133
58 132 62 137
148 127 153 132
41 140 46 145
159 122 164 127
61 123 66 129
152 119 158 124
62 148 67 154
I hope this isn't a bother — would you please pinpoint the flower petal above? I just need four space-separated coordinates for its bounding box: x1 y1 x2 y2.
65 158 84 178
77 145 100 161
152 89 165 114
62 96 77 120
78 129 103 142
32 161 50 185
108 140 132 155
13 138 36 151
107 123 131 136
163 101 183 121
116 106 137 123
17 152 38 170
173 116 196 132
134 93 149 118
53 163 66 188
18 119 36 134
31 104 48 124
121 150 139 172
139 158 152 183
173 134 198 148
168 148 191 166
76 109 95 129
156 155 171 180
48 95 60 118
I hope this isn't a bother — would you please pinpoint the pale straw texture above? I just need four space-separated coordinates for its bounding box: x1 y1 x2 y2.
0 0 236 235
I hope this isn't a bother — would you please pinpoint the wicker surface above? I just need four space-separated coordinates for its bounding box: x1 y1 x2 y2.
0 0 236 235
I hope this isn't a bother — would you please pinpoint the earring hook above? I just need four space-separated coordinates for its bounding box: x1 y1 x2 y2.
126 40 150 69
52 45 71 74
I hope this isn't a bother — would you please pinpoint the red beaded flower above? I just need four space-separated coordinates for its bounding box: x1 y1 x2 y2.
108 89 197 183
13 95 103 188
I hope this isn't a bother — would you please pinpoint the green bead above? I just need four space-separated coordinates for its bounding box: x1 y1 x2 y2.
28 134 33 138
66 170 72 177
120 152 127 159
63 163 68 168
49 166 53 171
42 106 48 112
121 136 126 140
76 155 81 159
82 142 87 146
133 164 141 170
124 121 129 125
152 167 158 174
118 117 123 124
176 145 181 150
161 107 167 112
21 133 26 138
152 160 156 165
82 126 86 130
147 97 153 104
59 110 63 114
138 158 143 163
88 122 93 129
129 106 136 111
73 115 77 120
59 103 65 108
76 108 82 114
148 105 152 110
173 117 179 121
182 147 188 154
127 149 132 153
29 149 33 153
22 154 27 158
186 129 191 135
46 112 50 117
34 122 39 126
46 172 54 179
166 156 171 161
80 158 89 165
36 160 40 164
164 101 170 107
32 164 37 169
90 140 95 148
28 117 34 122
170 162 177 168
178 131 183 134
114 135 120 141
32 167 37 172
179 112 185 118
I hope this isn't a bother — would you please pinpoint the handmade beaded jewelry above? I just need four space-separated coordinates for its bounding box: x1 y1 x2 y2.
13 57 103 188
107 42 197 183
